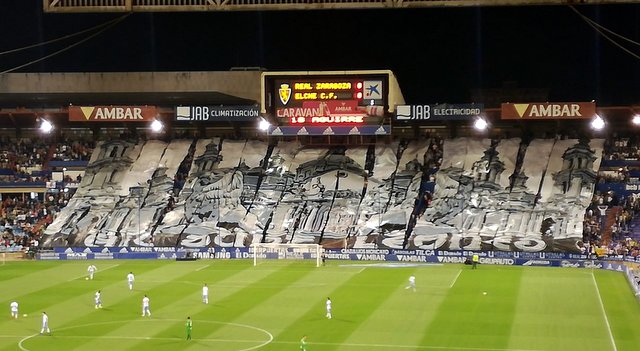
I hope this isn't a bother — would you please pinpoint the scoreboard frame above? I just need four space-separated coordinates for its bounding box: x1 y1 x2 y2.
261 71 394 127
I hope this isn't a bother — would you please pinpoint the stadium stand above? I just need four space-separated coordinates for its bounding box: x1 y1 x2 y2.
31 136 603 254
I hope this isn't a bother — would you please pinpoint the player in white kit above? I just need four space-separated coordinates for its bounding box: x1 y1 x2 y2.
87 264 97 280
40 312 50 334
10 301 18 319
95 290 102 309
127 272 135 291
405 275 416 292
202 283 209 304
325 297 332 319
142 295 151 317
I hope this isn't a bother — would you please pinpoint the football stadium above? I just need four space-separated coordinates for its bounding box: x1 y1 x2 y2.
2 1 640 351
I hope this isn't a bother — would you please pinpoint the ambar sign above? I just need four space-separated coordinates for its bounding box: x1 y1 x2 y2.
69 106 158 122
501 102 596 120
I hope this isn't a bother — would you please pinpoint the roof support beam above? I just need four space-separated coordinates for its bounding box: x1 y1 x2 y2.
43 0 640 13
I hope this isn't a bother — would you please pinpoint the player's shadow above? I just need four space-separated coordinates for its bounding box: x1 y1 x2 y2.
154 339 182 346
306 316 354 324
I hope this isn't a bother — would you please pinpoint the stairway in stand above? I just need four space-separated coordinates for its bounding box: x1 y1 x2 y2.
600 206 621 245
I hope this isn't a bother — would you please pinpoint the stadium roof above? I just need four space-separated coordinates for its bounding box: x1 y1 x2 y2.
0 71 262 108
0 92 255 109
43 0 640 13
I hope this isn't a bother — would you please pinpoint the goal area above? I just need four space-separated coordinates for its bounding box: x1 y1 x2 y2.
250 243 323 267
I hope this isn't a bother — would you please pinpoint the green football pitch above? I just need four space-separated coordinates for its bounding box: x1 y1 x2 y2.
0 260 639 351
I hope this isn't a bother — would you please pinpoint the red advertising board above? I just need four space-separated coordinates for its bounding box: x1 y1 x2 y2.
69 106 158 122
501 102 596 120
276 100 384 125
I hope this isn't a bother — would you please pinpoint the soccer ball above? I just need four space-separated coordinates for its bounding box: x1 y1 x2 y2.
23 314 27 317
85 277 89 280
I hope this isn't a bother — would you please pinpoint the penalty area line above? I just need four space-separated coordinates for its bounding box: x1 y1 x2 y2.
15 334 542 351
591 272 618 351
449 269 462 288
195 264 210 272
67 264 121 282
262 340 544 351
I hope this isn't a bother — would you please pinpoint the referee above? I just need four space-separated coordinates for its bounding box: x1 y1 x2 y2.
185 316 192 340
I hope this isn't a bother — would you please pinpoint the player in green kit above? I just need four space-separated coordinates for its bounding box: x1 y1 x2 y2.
186 317 192 340
300 335 308 351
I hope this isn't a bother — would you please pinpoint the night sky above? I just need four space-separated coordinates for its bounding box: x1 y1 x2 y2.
2 1 640 106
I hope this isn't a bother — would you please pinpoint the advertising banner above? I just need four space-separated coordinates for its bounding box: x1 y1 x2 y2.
175 105 260 122
501 102 596 120
266 125 391 136
395 104 484 122
69 106 158 122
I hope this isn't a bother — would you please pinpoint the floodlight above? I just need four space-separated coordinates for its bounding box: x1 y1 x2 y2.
473 117 488 131
590 115 605 131
258 118 271 131
150 120 164 133
40 120 53 134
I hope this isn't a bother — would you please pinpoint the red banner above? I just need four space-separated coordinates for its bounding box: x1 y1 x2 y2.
69 106 158 122
501 102 596 120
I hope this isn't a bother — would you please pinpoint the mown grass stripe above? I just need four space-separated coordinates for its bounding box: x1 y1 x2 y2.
221 264 367 347
419 265 523 350
63 260 256 351
254 264 409 351
335 265 462 350
593 270 640 351
103 261 302 350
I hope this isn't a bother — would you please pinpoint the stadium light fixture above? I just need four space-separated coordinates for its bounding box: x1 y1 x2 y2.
473 117 488 131
632 114 640 126
39 119 54 134
258 118 271 131
590 115 605 131
150 120 164 133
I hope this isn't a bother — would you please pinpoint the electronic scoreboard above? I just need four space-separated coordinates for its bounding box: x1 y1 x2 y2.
263 73 388 127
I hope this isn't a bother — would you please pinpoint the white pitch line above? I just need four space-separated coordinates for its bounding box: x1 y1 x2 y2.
449 269 462 288
195 264 210 272
15 333 542 351
24 335 266 343
67 264 121 282
591 272 618 351
277 340 542 351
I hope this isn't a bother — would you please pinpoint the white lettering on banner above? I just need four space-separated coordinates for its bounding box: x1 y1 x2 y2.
326 253 352 259
414 105 431 120
129 247 153 253
95 107 143 120
192 106 210 121
561 260 580 268
433 108 480 116
437 256 466 263
583 261 603 269
529 104 581 117
310 115 364 123
396 255 427 262
341 249 390 254
479 258 515 265
277 107 322 118
355 254 386 261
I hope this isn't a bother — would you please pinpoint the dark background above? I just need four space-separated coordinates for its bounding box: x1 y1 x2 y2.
2 1 640 106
